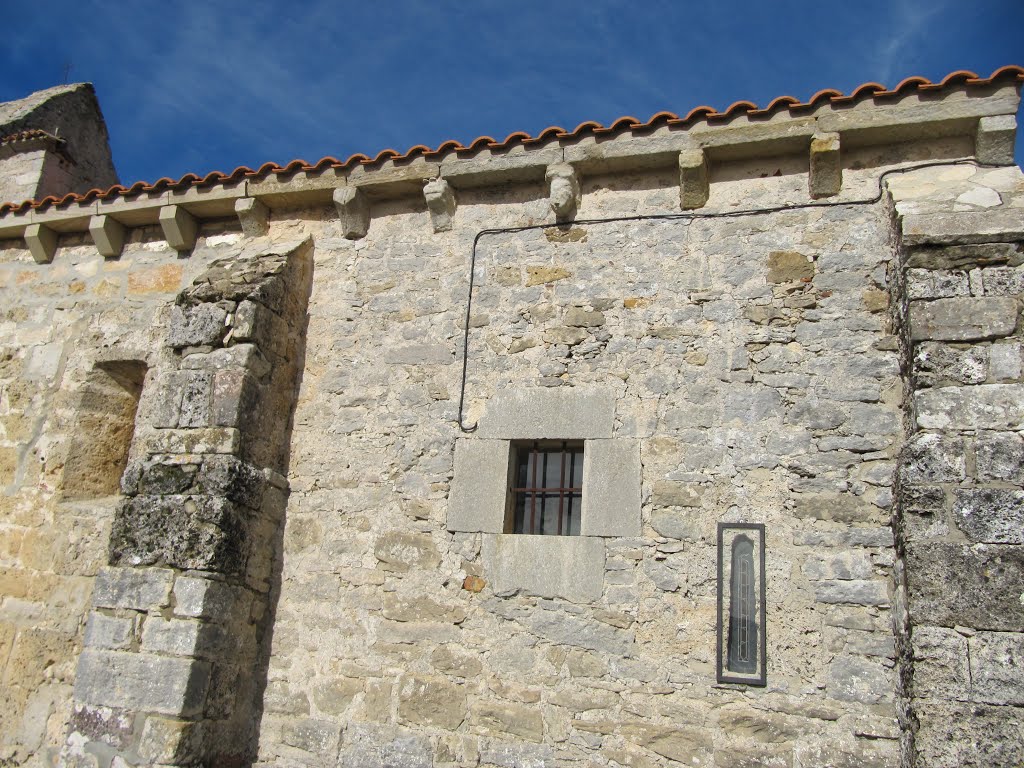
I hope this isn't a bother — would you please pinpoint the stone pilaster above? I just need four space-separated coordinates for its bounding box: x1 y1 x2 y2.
61 238 312 768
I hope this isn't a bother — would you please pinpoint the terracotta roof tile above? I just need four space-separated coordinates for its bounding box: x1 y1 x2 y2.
2 65 1022 216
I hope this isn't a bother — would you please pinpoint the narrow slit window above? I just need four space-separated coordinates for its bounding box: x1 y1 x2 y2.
717 523 766 686
508 441 583 535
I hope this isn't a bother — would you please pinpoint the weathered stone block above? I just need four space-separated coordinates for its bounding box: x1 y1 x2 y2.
809 131 841 198
140 617 216 658
397 675 466 730
194 455 265 509
211 369 259 427
827 656 893 704
144 427 241 455
969 630 1024 705
953 488 1024 543
336 723 432 768
802 551 875 581
471 699 544 741
906 541 1024 630
373 531 441 571
92 567 174 611
523 606 633 654
976 431 1024 482
483 534 604 602
914 700 1024 768
447 439 509 534
909 297 1017 341
138 716 204 765
912 625 970 700
311 677 362 715
83 612 134 650
476 387 615 439
898 433 966 483
906 268 970 299
167 304 228 349
173 576 236 620
73 649 210 717
813 579 889 607
678 149 709 210
915 384 1024 431
901 208 1024 247
581 439 641 537
618 722 713 765
913 341 987 387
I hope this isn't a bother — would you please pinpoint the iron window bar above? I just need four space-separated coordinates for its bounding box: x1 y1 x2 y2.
510 441 583 535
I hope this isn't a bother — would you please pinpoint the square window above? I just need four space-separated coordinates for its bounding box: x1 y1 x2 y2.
506 441 584 535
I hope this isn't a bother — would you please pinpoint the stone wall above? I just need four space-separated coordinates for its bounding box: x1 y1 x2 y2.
888 163 1024 767
0 226 273 766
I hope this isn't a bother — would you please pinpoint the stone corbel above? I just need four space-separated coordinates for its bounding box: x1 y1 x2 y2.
333 186 370 239
976 115 1017 166
678 149 709 210
423 177 456 232
89 214 127 258
159 205 198 252
546 163 580 221
235 197 269 237
25 223 58 264
809 131 841 199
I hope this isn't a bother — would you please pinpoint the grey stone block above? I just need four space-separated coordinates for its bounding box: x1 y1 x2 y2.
989 342 1022 381
976 114 1018 166
173 576 236 620
83 612 134 650
953 488 1024 544
678 149 709 210
333 186 370 240
523 605 633 654
913 341 987 387
914 700 1024 768
901 208 1024 247
140 617 211 658
906 541 1024 631
476 387 616 439
809 131 841 198
336 723 432 768
73 649 210 717
580 439 640 537
447 439 509 533
898 433 966 483
909 297 1017 341
422 177 456 233
167 304 228 349
915 384 1024 430
912 625 970 700
969 631 1024 705
976 431 1024 482
382 342 454 365
813 580 890 607
159 205 198 252
482 533 605 603
92 567 174 611
827 656 893 704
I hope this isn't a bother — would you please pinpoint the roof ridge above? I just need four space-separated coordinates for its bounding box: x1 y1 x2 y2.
2 65 1022 216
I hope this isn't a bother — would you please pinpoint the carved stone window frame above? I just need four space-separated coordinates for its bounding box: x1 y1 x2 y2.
716 522 767 686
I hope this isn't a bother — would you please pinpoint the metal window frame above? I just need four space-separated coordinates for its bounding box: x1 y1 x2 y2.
716 522 767 686
506 440 584 535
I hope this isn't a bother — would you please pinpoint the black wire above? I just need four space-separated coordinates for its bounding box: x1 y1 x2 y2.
456 158 1003 432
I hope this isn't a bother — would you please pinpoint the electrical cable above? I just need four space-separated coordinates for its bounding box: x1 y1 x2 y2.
457 158 1004 432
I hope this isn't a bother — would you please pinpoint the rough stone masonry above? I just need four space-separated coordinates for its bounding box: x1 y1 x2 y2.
0 70 1022 768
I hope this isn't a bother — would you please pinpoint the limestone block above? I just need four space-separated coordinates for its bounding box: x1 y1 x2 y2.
677 149 709 210
373 531 441 572
906 268 969 299
914 701 1024 768
913 342 987 387
397 675 466 730
975 114 1017 166
88 214 127 258
140 617 213 658
912 625 970 700
580 439 641 537
382 342 454 365
546 163 580 221
173 576 237 620
897 433 966 484
989 342 1022 381
194 455 265 509
234 197 269 237
915 384 1024 430
905 541 1024 631
483 534 605 603
211 369 258 427
969 631 1024 705
73 649 210 717
909 296 1017 341
138 716 204 765
617 723 712 765
24 222 57 264
335 723 431 768
422 177 456 232
475 387 615 439
333 186 369 239
159 205 198 252
901 208 1024 247
92 566 174 611
813 580 889 607
809 131 841 198
827 656 893 704
980 265 1024 296
83 612 134 650
311 677 362 715
471 699 544 741
167 304 229 349
975 431 1024 482
144 427 240 455
447 439 509 533
953 488 1024 543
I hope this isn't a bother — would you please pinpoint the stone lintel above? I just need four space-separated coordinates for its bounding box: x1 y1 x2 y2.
333 186 370 239
24 222 57 263
440 146 561 188
678 149 709 210
475 387 616 440
89 214 127 258
809 131 841 199
901 208 1024 247
423 177 456 233
159 205 198 252
447 439 509 533
235 197 269 237
580 439 641 537
976 114 1018 166
482 534 605 603
546 163 580 221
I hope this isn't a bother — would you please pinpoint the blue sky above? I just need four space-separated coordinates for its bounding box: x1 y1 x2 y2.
3 0 1022 186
